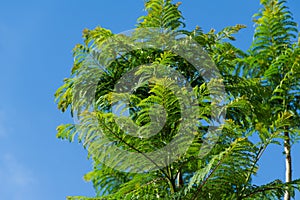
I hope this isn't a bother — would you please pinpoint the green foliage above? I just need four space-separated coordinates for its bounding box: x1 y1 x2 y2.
55 0 300 199
248 0 298 76
246 0 300 145
138 0 184 30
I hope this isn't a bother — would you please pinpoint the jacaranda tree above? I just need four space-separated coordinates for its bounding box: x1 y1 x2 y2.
55 0 300 199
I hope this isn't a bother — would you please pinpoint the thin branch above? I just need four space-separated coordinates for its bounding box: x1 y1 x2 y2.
191 154 227 200
242 186 284 199
97 117 172 185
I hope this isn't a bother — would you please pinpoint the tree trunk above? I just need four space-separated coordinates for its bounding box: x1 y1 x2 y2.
284 131 292 200
176 169 183 188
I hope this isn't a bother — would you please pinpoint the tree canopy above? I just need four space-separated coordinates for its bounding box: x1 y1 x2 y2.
55 0 300 199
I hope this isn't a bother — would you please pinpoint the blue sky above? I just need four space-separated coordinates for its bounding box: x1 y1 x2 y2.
0 0 299 199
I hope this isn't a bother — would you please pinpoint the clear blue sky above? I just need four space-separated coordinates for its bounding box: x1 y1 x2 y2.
0 1 299 199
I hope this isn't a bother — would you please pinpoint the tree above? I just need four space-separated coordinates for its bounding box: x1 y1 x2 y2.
244 0 300 199
55 0 300 199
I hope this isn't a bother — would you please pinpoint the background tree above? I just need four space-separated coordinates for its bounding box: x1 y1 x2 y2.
243 0 300 199
55 0 300 199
